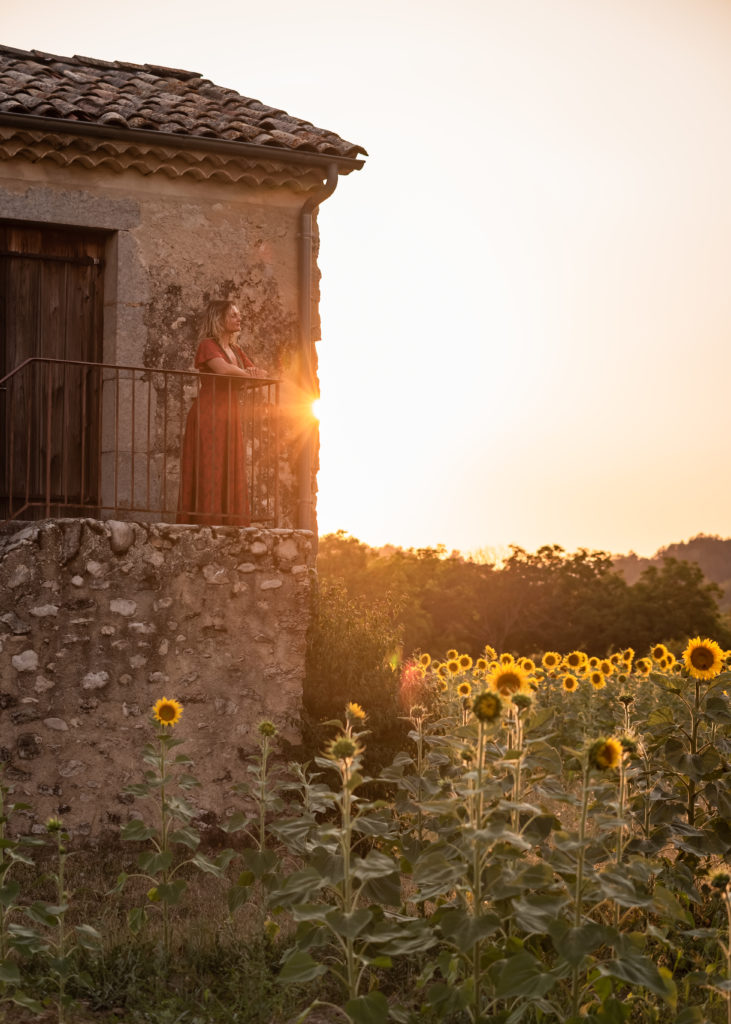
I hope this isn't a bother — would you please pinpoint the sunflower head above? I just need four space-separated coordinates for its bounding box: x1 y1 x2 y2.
562 674 579 693
519 657 536 673
512 692 533 712
651 642 668 663
542 651 560 670
419 652 431 668
489 663 531 697
483 644 497 661
472 690 504 723
635 658 652 677
437 664 448 679
683 637 724 681
457 681 472 698
499 652 515 665
588 737 623 771
599 659 613 676
564 651 583 670
258 719 277 737
446 648 458 660
475 657 488 673
325 735 362 764
345 702 367 724
152 697 183 728
459 654 473 671
709 869 731 892
590 671 606 690
447 659 460 675
437 677 449 692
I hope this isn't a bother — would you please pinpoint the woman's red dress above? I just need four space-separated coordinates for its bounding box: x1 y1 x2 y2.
176 338 254 526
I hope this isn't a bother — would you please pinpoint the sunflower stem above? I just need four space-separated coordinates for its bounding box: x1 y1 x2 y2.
158 732 171 958
570 763 591 1019
470 719 486 1024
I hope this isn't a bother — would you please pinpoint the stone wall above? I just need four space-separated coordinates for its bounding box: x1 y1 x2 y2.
0 518 314 836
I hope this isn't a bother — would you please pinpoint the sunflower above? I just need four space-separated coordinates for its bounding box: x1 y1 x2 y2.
472 690 504 723
437 677 449 692
635 658 652 677
622 647 635 666
258 719 277 737
419 652 431 668
475 657 488 673
562 674 579 692
152 697 183 727
437 664 448 679
589 671 606 690
564 651 584 671
542 651 560 670
457 681 472 698
446 648 458 660
488 662 531 697
447 659 460 675
709 868 731 892
519 657 536 673
683 637 724 681
325 735 363 764
665 652 677 671
609 653 622 667
483 644 497 660
599 659 613 676
589 737 623 771
499 652 515 665
588 656 599 670
345 702 367 722
512 692 533 712
459 654 473 671
650 642 668 663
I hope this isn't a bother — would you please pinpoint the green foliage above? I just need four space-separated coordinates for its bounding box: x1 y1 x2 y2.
305 576 405 771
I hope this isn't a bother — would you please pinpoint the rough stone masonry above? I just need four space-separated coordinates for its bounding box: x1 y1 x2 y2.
0 519 314 835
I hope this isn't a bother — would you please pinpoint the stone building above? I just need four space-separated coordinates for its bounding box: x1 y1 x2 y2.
0 45 366 832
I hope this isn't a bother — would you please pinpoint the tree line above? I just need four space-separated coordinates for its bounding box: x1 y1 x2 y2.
315 531 731 658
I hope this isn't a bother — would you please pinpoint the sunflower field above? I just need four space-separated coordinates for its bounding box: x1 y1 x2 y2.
3 638 731 1024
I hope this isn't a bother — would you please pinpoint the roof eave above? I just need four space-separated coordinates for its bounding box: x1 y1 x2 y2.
0 111 366 173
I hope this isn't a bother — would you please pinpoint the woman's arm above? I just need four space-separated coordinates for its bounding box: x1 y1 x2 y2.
202 356 267 379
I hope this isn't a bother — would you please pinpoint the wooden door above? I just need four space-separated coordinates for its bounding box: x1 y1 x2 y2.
0 223 105 519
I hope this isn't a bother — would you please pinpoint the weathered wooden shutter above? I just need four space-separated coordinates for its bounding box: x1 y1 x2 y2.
0 224 106 518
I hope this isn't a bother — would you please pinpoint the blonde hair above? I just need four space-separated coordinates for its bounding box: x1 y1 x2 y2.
198 300 237 343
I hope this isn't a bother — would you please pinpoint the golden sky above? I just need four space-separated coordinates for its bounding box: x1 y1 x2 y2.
5 0 731 556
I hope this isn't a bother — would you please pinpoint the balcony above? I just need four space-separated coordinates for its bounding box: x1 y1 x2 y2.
0 357 281 527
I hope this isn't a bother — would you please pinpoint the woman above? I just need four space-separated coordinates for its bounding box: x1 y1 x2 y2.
177 300 268 526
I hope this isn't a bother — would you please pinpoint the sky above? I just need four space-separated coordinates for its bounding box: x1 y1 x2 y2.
4 0 731 558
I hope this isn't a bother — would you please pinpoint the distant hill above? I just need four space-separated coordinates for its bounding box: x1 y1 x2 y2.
614 533 731 611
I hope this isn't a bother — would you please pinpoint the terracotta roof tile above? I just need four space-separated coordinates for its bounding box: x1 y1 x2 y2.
0 44 366 160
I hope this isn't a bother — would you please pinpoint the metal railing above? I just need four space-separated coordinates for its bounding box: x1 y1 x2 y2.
0 357 280 526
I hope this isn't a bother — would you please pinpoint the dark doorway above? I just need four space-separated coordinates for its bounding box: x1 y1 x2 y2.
0 223 106 519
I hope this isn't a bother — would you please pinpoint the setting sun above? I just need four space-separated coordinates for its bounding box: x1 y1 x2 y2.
311 398 322 421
